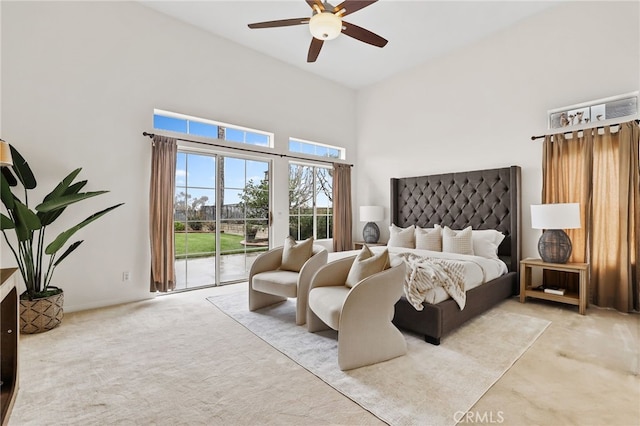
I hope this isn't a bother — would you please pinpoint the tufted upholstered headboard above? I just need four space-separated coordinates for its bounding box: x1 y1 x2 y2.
390 166 521 274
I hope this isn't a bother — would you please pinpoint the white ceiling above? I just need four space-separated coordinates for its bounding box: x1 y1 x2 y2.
140 0 560 90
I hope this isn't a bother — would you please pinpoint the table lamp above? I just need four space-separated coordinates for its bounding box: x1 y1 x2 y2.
360 206 384 244
0 139 13 166
530 203 581 263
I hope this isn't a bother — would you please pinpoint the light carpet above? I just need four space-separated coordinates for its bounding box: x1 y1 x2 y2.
9 290 385 425
207 292 551 426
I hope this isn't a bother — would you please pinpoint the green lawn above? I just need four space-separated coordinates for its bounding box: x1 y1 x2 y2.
174 232 267 258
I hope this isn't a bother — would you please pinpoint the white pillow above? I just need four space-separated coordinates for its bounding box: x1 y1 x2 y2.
388 224 415 248
472 229 506 259
280 236 314 272
415 225 442 251
345 245 390 288
442 226 474 255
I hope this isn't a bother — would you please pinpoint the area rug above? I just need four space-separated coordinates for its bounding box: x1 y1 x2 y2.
207 293 551 426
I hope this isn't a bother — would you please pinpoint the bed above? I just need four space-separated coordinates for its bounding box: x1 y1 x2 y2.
389 166 521 345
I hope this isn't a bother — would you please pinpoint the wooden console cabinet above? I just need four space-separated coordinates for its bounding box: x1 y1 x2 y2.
1 268 19 425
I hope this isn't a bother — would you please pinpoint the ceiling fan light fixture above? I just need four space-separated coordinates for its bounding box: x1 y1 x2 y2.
309 12 342 40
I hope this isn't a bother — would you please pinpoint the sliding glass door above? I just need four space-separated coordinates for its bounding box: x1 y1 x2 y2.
174 152 216 289
219 157 270 282
174 151 270 290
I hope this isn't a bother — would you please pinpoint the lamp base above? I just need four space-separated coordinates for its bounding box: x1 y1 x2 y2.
363 222 380 244
538 229 572 263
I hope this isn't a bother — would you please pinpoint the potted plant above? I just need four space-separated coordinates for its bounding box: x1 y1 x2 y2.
245 221 260 242
0 144 123 333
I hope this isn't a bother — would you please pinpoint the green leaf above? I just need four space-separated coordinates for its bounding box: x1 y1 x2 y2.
9 145 36 190
36 191 109 213
0 213 15 230
13 199 41 241
53 240 83 266
38 209 61 227
1 167 17 187
45 203 123 254
1 172 14 209
42 168 82 203
65 180 88 195
38 179 89 226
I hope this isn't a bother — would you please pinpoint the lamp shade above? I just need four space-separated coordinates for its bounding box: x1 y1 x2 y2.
0 140 13 167
309 12 342 40
359 206 384 222
530 203 581 230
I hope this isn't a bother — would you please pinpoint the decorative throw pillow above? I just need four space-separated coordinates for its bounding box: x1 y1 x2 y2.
415 225 442 251
472 229 506 259
442 226 474 255
345 245 390 288
280 236 314 272
388 224 415 248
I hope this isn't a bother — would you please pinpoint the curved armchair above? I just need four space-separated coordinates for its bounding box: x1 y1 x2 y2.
249 244 327 325
307 255 407 370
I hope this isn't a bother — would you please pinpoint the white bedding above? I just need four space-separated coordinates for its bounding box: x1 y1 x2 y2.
327 246 508 305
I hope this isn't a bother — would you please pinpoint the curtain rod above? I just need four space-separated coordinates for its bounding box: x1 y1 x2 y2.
530 119 640 140
142 132 353 167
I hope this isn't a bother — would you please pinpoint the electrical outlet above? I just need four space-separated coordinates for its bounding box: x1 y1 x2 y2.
122 271 130 282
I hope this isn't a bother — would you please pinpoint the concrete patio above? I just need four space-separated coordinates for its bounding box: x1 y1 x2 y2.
174 252 262 290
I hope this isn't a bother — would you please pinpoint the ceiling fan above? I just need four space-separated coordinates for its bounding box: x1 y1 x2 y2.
248 0 388 63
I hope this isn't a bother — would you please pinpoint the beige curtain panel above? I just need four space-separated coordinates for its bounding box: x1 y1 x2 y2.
149 135 177 292
542 120 639 312
332 163 353 252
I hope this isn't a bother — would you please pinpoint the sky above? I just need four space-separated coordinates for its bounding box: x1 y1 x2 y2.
176 152 268 206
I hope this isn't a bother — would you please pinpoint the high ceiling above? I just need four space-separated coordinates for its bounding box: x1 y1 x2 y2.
140 1 560 89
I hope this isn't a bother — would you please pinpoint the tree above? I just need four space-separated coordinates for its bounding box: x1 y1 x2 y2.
239 177 269 241
288 164 333 239
288 164 314 210
175 191 210 220
190 195 209 218
175 192 211 231
174 191 188 221
239 179 269 221
316 167 333 203
238 164 333 240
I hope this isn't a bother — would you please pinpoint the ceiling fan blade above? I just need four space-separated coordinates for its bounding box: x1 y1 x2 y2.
306 0 324 12
333 0 377 17
307 38 324 62
341 20 388 47
248 18 310 29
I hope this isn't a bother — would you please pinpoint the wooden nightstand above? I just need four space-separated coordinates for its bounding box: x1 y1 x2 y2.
519 258 589 315
353 241 386 250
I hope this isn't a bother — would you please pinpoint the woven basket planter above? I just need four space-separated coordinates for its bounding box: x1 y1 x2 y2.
20 291 64 334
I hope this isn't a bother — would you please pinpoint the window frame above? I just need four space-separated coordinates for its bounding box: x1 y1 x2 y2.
154 109 274 148
289 137 345 160
288 161 333 241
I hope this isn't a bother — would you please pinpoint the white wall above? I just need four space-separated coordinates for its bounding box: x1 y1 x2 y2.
355 1 639 259
1 1 356 311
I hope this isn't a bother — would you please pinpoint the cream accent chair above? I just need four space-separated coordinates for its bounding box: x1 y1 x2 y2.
249 244 328 325
307 255 407 370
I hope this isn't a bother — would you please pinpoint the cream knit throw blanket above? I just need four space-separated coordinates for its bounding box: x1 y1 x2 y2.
397 252 467 310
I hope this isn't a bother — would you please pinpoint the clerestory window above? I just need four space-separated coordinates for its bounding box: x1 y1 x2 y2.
289 137 345 160
154 109 273 148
